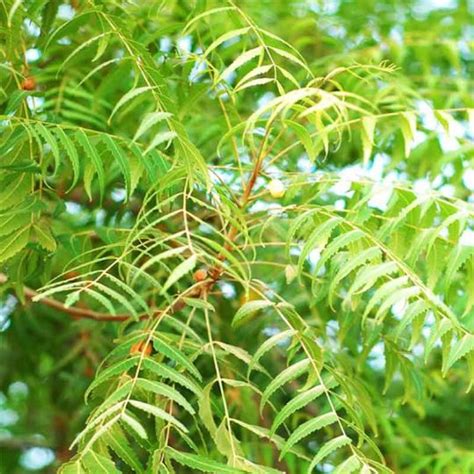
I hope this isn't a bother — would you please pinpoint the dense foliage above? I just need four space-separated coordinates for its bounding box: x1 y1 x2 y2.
1 0 473 472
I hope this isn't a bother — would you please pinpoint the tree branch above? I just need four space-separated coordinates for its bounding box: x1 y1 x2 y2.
0 127 269 323
0 436 53 450
0 273 152 322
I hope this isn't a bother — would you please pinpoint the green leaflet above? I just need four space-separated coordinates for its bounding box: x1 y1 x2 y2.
344 261 398 306
247 329 296 377
0 173 32 211
0 225 30 264
374 286 420 322
93 32 110 62
307 435 352 473
425 319 454 363
435 110 456 136
204 27 251 57
400 111 417 157
260 358 311 411
444 245 474 292
133 111 172 142
281 412 338 458
102 273 149 313
232 299 273 327
426 210 466 255
166 447 245 473
443 334 474 374
218 46 264 84
378 195 430 242
337 374 379 436
58 460 85 474
76 130 106 201
328 247 381 305
82 450 120 474
0 211 30 237
89 281 138 317
160 254 197 294
142 358 202 396
182 297 215 311
183 6 237 33
0 161 39 173
59 32 111 72
35 123 60 176
129 143 169 184
109 86 155 121
33 282 83 302
285 119 317 161
102 135 132 198
128 399 188 432
232 418 312 464
298 216 342 274
85 357 140 400
54 127 80 190
395 300 429 339
199 380 217 436
104 425 144 474
313 228 365 277
235 77 273 92
215 419 244 459
33 222 56 252
333 455 361 474
44 11 96 50
93 381 133 415
270 45 311 74
121 412 148 440
81 287 117 315
131 245 187 287
361 115 376 166
134 378 195 414
152 335 202 381
362 276 409 322
144 130 177 155
270 383 332 435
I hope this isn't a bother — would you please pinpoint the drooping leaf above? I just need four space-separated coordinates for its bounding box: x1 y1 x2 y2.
232 299 273 327
443 334 474 374
361 115 376 166
160 254 197 294
307 436 352 472
166 447 244 473
82 450 120 474
0 225 30 263
281 412 338 458
110 86 155 121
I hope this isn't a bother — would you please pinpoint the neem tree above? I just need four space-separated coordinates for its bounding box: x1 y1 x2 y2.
0 1 473 473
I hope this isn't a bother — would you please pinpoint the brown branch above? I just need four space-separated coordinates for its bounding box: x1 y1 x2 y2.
0 436 53 450
208 128 270 282
0 272 206 322
0 273 149 322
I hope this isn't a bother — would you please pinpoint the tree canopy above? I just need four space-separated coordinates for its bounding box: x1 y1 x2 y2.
0 0 473 472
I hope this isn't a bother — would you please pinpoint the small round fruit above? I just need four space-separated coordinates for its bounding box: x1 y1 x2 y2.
130 342 141 354
193 269 208 282
130 341 152 356
21 77 36 91
268 179 285 198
